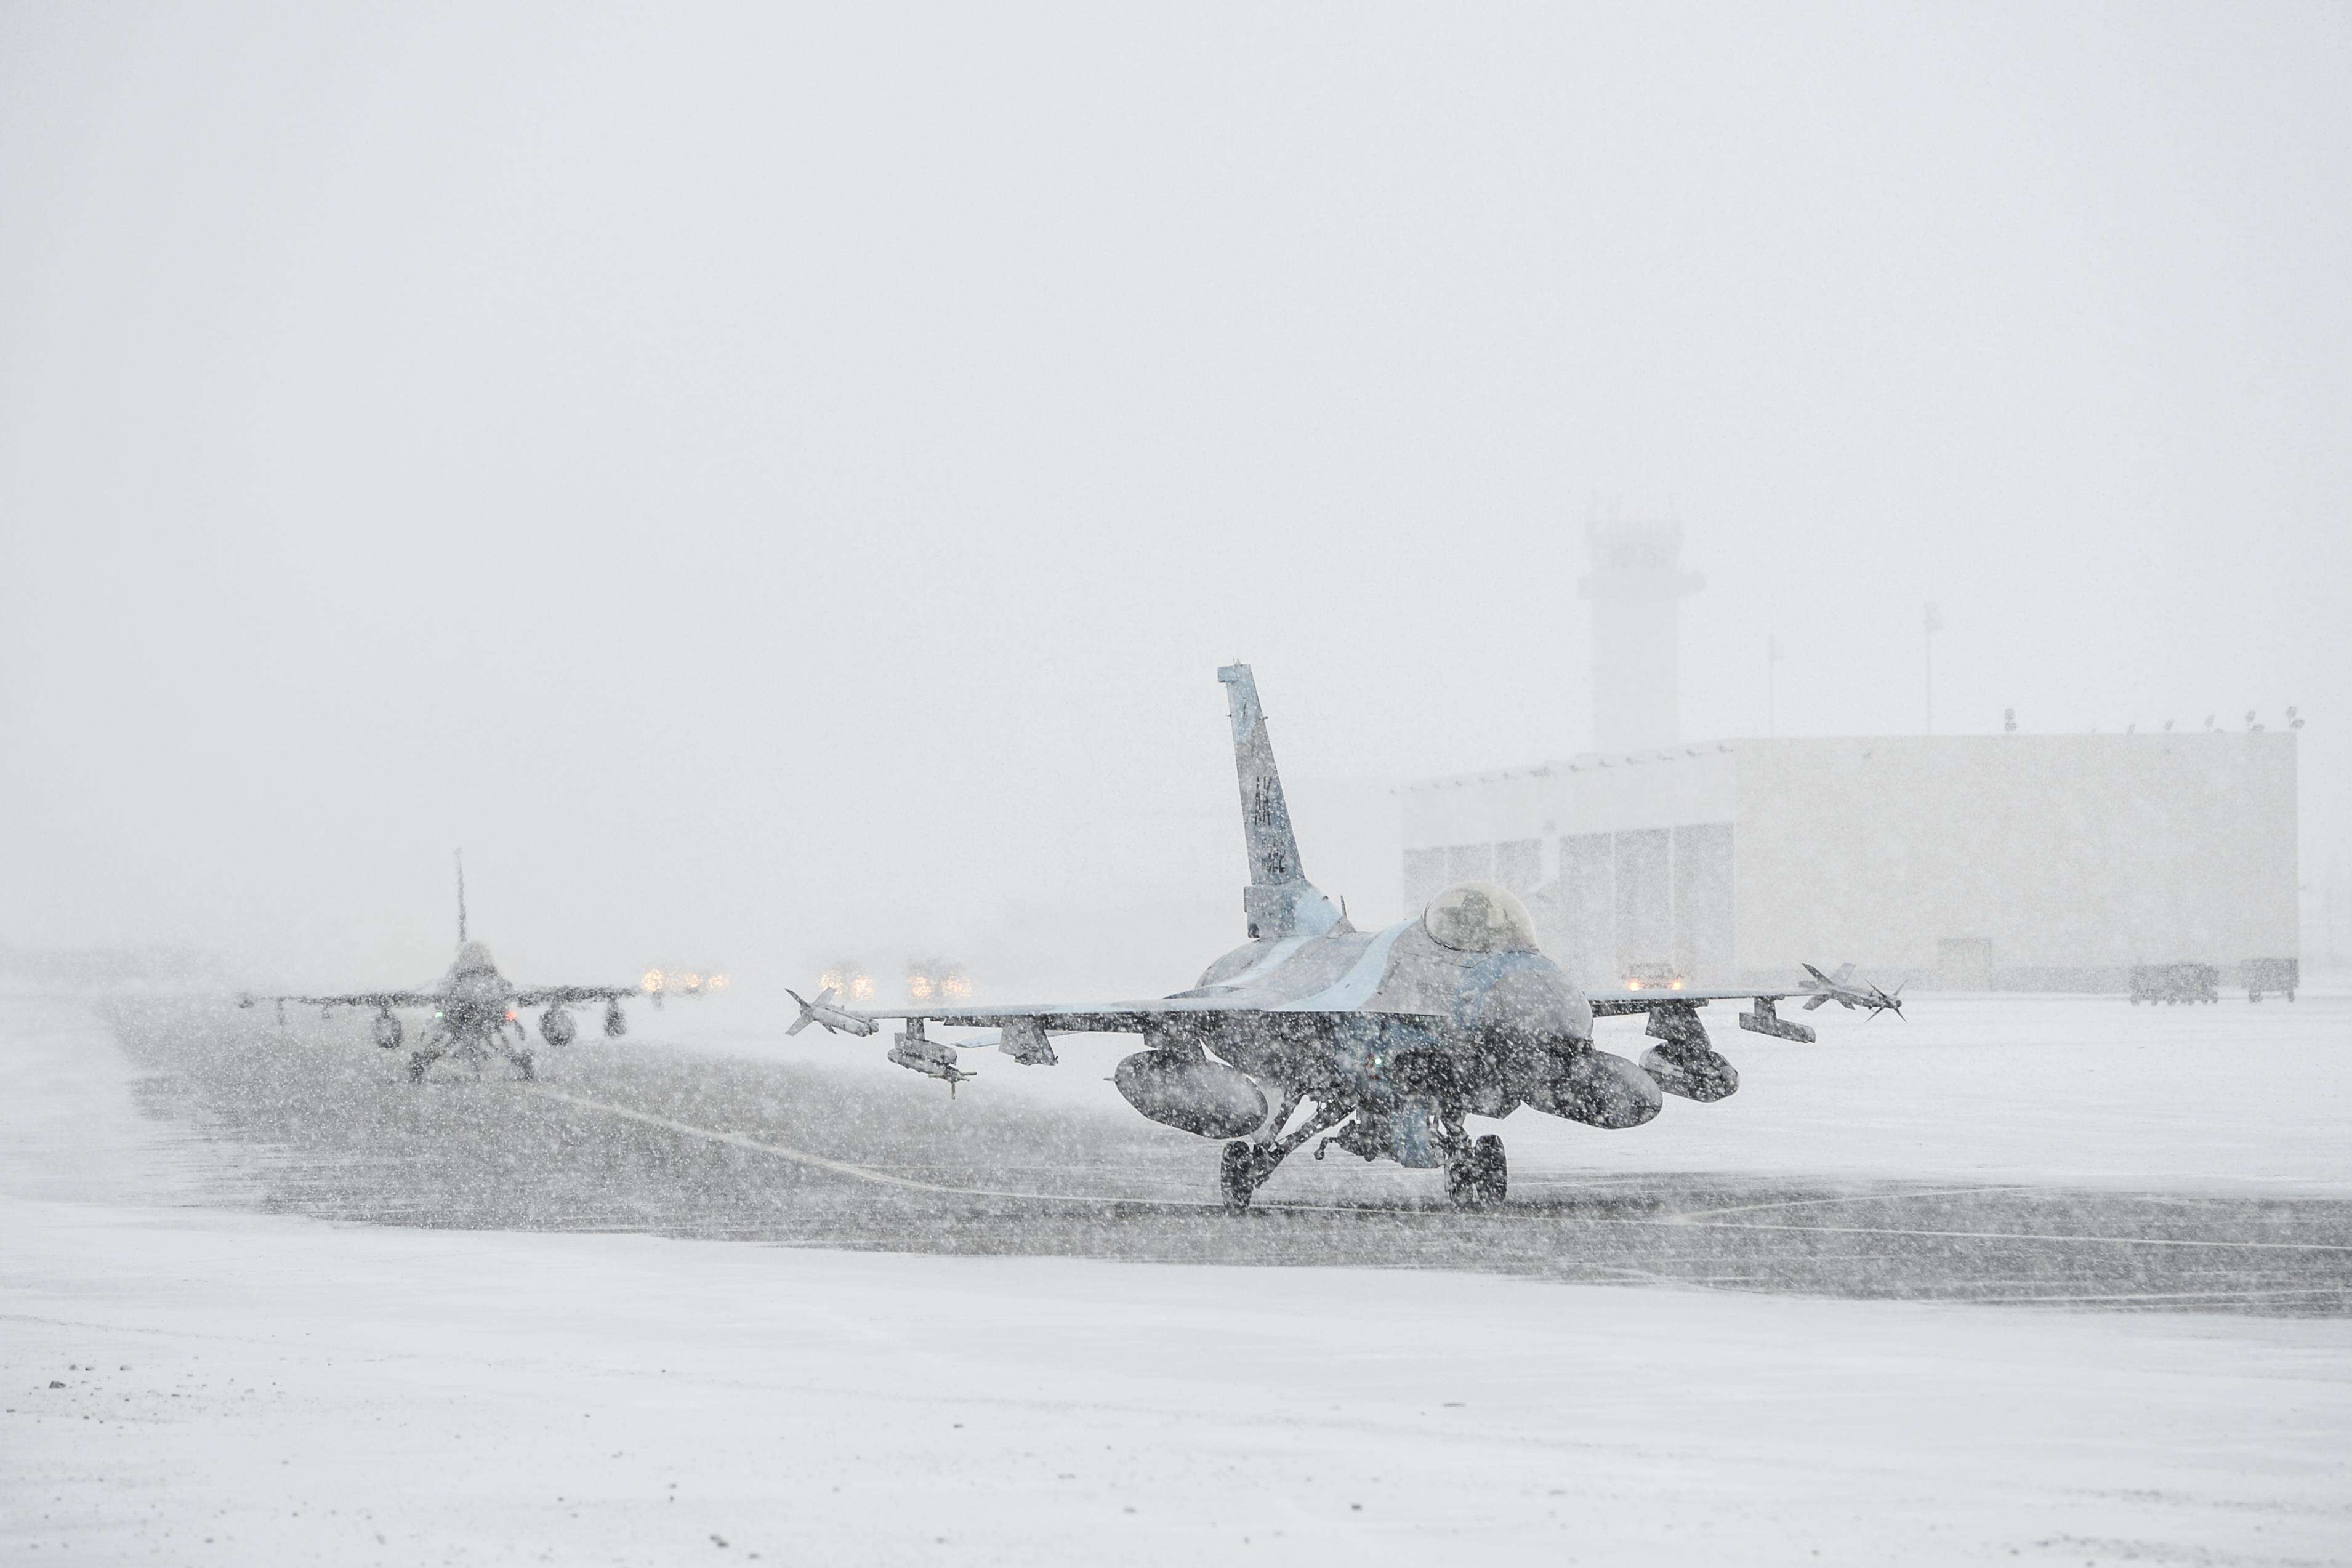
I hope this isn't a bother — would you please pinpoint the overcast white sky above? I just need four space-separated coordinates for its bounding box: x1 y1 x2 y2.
2 2 2345 992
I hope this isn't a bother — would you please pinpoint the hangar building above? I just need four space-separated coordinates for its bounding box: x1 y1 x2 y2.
1402 731 2299 992
1400 508 2296 991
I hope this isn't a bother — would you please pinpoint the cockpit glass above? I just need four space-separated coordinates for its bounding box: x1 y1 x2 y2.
1421 880 1540 953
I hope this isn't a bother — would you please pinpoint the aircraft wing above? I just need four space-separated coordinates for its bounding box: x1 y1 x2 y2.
1586 987 1792 1017
243 990 441 1011
1584 987 1824 1043
845 996 1443 1033
513 984 641 1007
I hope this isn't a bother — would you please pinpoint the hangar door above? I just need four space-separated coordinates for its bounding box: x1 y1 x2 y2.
1561 822 1733 985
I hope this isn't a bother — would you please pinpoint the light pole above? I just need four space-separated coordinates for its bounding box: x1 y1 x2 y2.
1766 633 1784 737
1923 602 1944 735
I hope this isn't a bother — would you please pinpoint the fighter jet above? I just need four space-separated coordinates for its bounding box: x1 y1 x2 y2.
1800 962 1906 1019
793 664 1845 1211
238 854 643 1082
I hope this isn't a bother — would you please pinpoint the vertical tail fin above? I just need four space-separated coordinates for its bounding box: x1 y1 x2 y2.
1217 664 1343 941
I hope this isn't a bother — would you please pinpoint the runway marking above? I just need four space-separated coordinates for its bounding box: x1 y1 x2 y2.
1673 1219 2352 1253
1672 1184 2034 1221
532 1089 2352 1260
526 1088 1199 1208
1958 1286 2352 1305
533 1086 1544 1219
534 1087 1577 1220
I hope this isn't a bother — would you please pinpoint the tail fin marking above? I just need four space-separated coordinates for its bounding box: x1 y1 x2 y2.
1217 664 1343 943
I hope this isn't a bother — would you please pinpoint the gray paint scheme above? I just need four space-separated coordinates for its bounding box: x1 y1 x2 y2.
802 665 1838 1209
239 861 641 1081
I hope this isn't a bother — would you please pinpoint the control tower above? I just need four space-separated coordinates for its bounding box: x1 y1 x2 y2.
1578 515 1704 753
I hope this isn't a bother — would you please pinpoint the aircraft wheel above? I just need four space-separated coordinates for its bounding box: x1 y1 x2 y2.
1218 1141 1259 1212
407 1053 431 1084
1472 1135 1508 1206
515 1053 536 1082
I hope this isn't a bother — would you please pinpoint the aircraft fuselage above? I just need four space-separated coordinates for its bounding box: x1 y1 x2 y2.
1117 888 1681 1171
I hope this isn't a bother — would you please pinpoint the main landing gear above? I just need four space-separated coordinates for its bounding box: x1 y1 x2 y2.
1218 1102 1511 1212
1444 1134 1507 1208
404 1021 535 1084
1219 1141 1268 1210
1219 1095 1355 1212
409 1046 532 1082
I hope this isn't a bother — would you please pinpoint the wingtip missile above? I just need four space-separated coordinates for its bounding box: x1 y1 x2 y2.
1799 962 1909 1022
787 986 878 1038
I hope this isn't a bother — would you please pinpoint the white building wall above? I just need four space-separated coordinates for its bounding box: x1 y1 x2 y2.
1400 747 1738 847
1402 733 2297 992
1731 734 2298 984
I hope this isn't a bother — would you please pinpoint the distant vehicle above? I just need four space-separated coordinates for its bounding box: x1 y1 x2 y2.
814 961 877 1003
2242 957 2298 1003
1622 962 1682 991
2128 963 2219 1006
791 664 1872 1211
904 958 974 1005
238 854 644 1081
1800 962 1907 1020
642 967 730 1000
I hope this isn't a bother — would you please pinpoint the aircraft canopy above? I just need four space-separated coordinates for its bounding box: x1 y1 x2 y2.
1422 880 1540 954
450 941 499 977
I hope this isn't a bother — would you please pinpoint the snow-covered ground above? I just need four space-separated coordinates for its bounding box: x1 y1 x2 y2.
6 996 2351 1566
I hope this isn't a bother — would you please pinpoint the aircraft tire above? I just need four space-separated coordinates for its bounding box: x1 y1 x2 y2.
1473 1135 1508 1206
407 1053 431 1084
1218 1141 1259 1212
515 1053 535 1082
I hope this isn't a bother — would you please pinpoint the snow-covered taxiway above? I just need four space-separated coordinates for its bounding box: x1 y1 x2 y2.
6 992 2350 1564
